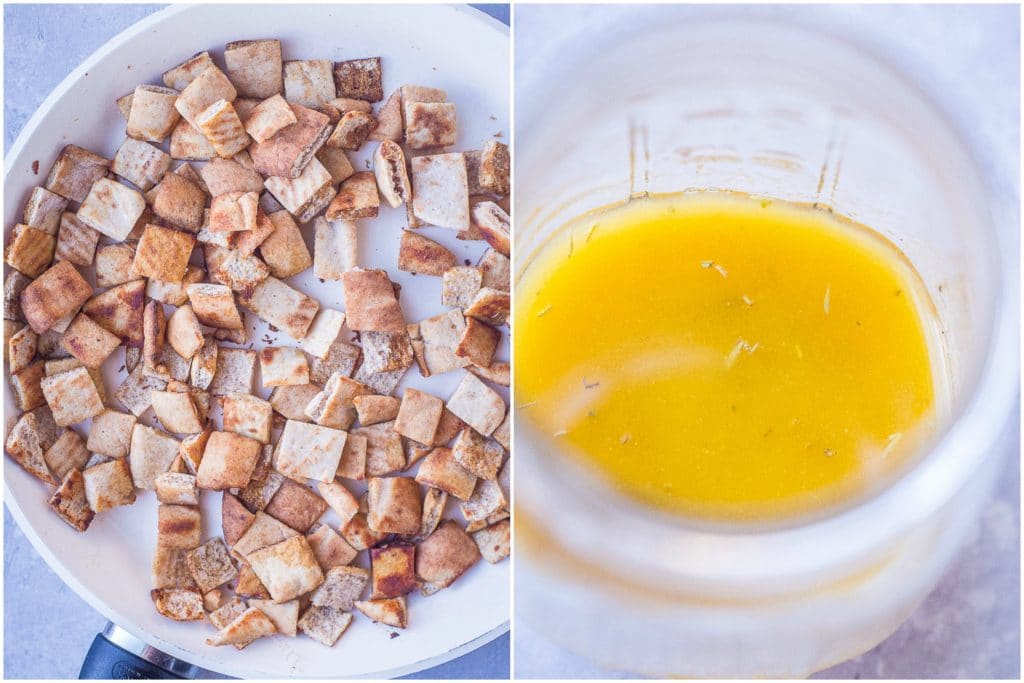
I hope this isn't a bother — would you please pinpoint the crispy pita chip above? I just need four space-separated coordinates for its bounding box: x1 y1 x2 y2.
298 605 353 647
270 383 322 421
419 487 447 539
367 476 422 537
151 390 203 434
209 190 258 232
455 317 500 368
131 224 196 282
283 59 335 108
419 309 470 375
371 89 403 142
186 538 239 593
332 57 383 102
310 565 369 610
155 471 199 506
152 588 205 621
6 224 56 278
410 153 469 231
157 503 201 550
479 140 510 196
459 478 506 523
369 545 416 599
472 519 509 564
189 337 219 390
356 597 408 628
22 186 68 234
353 394 400 426
398 231 456 276
265 478 329 533
336 431 367 481
114 363 167 416
415 520 481 595
316 146 356 185
465 286 510 326
373 140 411 207
5 412 57 484
60 313 120 368
200 156 264 195
313 217 357 280
404 102 457 150
94 243 137 288
175 64 237 128
471 201 510 257
82 279 146 347
250 103 332 179
306 523 358 571
45 144 110 203
446 372 505 437
206 607 277 646
341 269 404 333
11 360 47 412
353 422 405 476
111 137 171 191
153 172 207 232
247 535 324 603
441 266 483 309
222 393 273 444
247 598 299 638
259 209 313 278
225 39 284 98
187 283 244 330
19 260 92 334
318 481 360 526
244 94 297 143
8 323 37 374
223 492 256 546
452 428 503 480
233 510 299 558
43 428 90 481
239 276 320 340
170 118 217 160
47 469 94 532
327 110 376 151
41 366 104 426
276 420 346 483
259 346 309 387
83 458 136 512
325 171 379 220
196 430 261 490
393 388 444 445
415 447 477 501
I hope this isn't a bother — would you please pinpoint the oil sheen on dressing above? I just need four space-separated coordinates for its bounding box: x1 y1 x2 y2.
515 192 943 521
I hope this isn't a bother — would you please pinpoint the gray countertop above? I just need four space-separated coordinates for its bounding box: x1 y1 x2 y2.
513 3 1020 679
2 3 508 679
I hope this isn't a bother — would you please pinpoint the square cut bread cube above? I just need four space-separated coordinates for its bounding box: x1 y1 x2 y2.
259 347 309 387
265 478 329 533
276 420 347 483
127 85 181 142
196 430 261 490
22 186 68 235
244 93 297 142
48 468 95 532
111 137 171 191
452 428 504 480
130 424 181 489
283 60 335 108
333 57 383 102
40 366 105 426
370 544 417 598
415 520 481 595
170 119 217 161
341 269 404 333
186 538 238 593
55 212 100 266
157 504 202 550
393 388 444 445
186 284 243 330
404 101 457 149
6 224 56 279
43 428 90 481
209 347 257 396
83 458 136 512
310 565 369 610
153 173 206 233
155 472 198 506
175 64 237 128
151 390 204 434
263 157 335 224
247 535 324 603
325 171 379 221
225 39 283 99
131 225 196 282
250 103 332 179
410 153 469 231
239 276 320 341
298 605 352 647
195 99 251 158
60 313 120 368
222 393 273 444
45 144 110 203
446 372 505 436
367 476 422 536
261 210 313 278
94 244 137 289
415 447 477 501
313 217 357 280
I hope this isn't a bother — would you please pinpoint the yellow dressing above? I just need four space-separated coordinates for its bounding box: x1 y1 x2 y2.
515 193 943 521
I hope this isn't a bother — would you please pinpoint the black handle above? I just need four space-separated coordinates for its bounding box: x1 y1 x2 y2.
79 633 184 679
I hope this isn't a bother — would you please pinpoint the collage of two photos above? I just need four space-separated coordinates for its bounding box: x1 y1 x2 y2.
3 2 1020 680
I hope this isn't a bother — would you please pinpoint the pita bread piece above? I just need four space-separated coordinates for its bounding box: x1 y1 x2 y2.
410 153 469 231
341 269 404 333
19 260 92 334
225 39 284 99
44 144 110 203
276 419 347 483
415 520 481 595
247 535 324 603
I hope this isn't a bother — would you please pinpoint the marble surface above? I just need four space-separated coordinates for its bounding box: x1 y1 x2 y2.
3 4 508 679
514 3 1020 679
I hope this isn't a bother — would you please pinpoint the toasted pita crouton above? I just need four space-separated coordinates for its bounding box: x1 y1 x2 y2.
357 596 409 628
239 276 319 341
336 432 367 481
83 458 136 512
310 565 369 610
341 269 404 332
416 447 477 500
81 280 144 349
196 99 250 158
341 512 387 551
60 313 120 368
186 284 243 331
220 393 273 444
325 171 379 220
92 243 136 289
164 305 203 361
411 153 469 231
207 606 277 646
259 347 309 387
152 546 198 590
370 89 402 142
464 151 485 197
313 217 357 280
209 191 258 233
269 383 320 422
433 407 467 447
208 596 248 630
404 102 457 150
283 60 335 108
370 544 417 598
298 605 352 647
223 38 283 98
416 520 481 594
151 588 205 621
5 224 56 278
43 428 90 481
11 360 47 412
419 488 448 540
125 84 181 142
256 210 312 279
250 103 331 179
479 140 510 196
234 561 271 599
154 173 207 234
366 476 422 537
186 538 238 593
455 317 500 368
155 471 198 506
40 367 104 426
151 390 203 434
353 394 399 426
452 428 503 480
244 598 298 638
362 331 414 375
132 224 196 282
203 588 225 612
189 337 218 390
465 287 510 326
238 468 285 513
372 140 411 208
5 412 56 483
215 254 270 298
200 158 264 198
306 524 358 571
266 478 328 533
130 424 181 489
317 480 360 526
8 324 37 374
309 341 359 387
349 422 403 477
327 111 376 150
332 57 383 102
418 309 470 375
393 388 444 445
233 510 298 558
175 64 237 128
173 161 209 196
111 137 171 191
112 363 165 416
22 186 68 234
264 157 335 224
471 201 510 257
247 535 324 602
4 270 31 321
441 266 483 309
447 372 505 437
196 430 261 490
316 147 355 186
459 478 506 522
48 468 94 532
170 118 217 161
162 50 215 90
45 145 110 203
244 94 297 143
472 519 509 564
222 491 255 546
398 231 456 277
276 420 346 483
478 248 510 292
54 212 100 266
142 300 167 379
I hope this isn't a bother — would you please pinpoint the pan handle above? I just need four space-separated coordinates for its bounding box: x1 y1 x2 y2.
79 623 210 679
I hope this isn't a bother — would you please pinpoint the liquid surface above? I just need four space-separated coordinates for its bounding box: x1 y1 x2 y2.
516 193 941 520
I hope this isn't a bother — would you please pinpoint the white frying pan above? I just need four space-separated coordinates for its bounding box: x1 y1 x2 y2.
4 4 509 677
